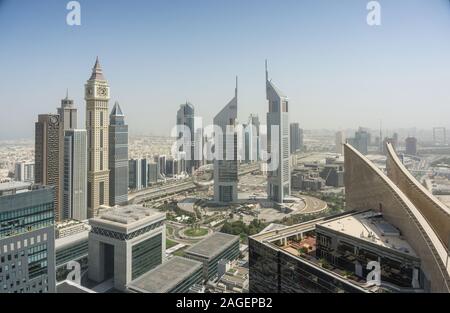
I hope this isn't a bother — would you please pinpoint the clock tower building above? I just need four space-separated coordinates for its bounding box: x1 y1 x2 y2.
85 57 110 217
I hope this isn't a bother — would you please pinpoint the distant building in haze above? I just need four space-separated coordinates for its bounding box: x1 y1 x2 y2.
290 123 303 154
177 102 195 174
348 127 370 155
14 161 34 182
129 159 148 191
405 137 417 156
335 131 345 155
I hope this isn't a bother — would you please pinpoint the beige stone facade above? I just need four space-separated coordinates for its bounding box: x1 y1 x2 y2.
344 143 450 292
85 58 110 217
386 142 450 250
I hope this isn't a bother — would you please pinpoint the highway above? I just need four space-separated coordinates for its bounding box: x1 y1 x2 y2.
128 162 261 204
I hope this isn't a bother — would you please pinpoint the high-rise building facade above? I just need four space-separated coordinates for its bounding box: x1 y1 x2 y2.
405 137 417 156
0 183 56 293
154 155 166 177
147 162 159 184
335 131 346 154
177 102 195 174
244 114 260 163
129 159 148 191
109 102 128 206
213 78 238 203
57 93 88 221
85 58 110 217
290 122 302 154
348 127 370 155
35 114 63 221
58 92 77 132
14 162 34 182
266 61 290 203
63 129 87 221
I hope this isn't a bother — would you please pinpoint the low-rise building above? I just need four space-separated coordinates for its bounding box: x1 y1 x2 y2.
127 256 203 293
184 232 240 281
88 204 166 292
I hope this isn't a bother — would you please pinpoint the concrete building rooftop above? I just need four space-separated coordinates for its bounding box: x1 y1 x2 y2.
100 205 161 224
0 181 32 193
127 256 202 293
57 280 95 293
90 204 165 233
55 229 89 250
185 232 239 260
318 211 418 257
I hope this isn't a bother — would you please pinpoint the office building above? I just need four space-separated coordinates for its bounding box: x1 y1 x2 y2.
88 205 166 292
185 232 240 281
319 164 344 187
266 61 290 202
35 114 63 221
85 57 110 218
248 114 260 161
165 158 178 177
249 143 450 293
213 78 238 203
55 220 89 282
348 127 370 155
57 91 77 132
433 127 447 145
335 131 345 155
345 143 450 292
177 102 195 174
129 159 148 191
147 162 159 184
405 137 417 156
290 122 302 154
193 119 204 169
63 130 87 221
291 169 324 191
154 155 166 177
109 102 129 206
14 162 34 182
0 183 56 293
127 256 203 293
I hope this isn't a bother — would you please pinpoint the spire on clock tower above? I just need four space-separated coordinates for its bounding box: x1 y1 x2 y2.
89 56 106 81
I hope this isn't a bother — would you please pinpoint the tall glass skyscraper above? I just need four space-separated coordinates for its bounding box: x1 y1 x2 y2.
63 129 87 220
266 61 291 203
213 78 238 203
0 183 56 293
176 102 195 174
109 102 129 206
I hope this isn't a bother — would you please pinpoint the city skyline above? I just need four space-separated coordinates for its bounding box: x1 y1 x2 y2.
1 0 450 139
1 0 450 298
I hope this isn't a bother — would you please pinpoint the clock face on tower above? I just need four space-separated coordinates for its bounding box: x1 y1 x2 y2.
49 116 58 125
97 86 108 97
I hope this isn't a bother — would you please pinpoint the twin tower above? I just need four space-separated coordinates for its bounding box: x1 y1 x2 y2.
213 61 291 204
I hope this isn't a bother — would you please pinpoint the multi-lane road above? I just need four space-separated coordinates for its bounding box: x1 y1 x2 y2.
128 163 261 204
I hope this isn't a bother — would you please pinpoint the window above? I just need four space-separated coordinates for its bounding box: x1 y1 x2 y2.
99 182 105 205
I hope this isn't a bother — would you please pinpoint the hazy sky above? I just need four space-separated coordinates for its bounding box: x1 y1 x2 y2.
0 0 449 139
